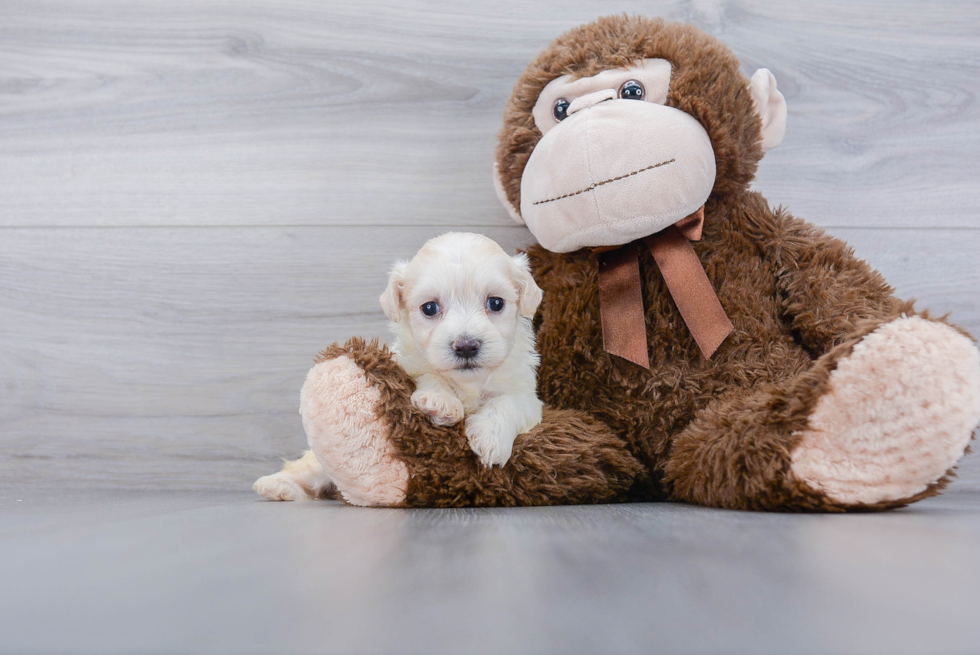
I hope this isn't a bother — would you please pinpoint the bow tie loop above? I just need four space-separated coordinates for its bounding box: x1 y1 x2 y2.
596 206 733 368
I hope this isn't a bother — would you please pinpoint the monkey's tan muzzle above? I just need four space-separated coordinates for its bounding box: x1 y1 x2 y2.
520 99 716 253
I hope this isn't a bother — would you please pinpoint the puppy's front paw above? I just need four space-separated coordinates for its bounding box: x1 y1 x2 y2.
465 414 516 468
412 390 465 426
253 474 312 501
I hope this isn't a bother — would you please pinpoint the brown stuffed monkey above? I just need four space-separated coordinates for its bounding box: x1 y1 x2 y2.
262 16 980 512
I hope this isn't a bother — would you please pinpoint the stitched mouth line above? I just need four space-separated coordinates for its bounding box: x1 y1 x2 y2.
531 158 676 206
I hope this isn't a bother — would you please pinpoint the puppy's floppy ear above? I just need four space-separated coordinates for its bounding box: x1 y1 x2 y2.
510 253 543 318
379 261 408 322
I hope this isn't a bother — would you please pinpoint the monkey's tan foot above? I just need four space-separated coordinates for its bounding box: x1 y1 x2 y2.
300 355 409 507
792 316 980 507
253 473 312 501
301 338 641 508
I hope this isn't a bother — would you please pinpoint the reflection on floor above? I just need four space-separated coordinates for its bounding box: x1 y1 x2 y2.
2 488 979 654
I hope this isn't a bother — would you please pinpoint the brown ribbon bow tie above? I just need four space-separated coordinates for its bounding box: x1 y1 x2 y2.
596 206 733 368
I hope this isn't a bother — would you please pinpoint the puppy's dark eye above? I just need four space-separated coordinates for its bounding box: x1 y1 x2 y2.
619 80 645 100
486 297 505 313
552 98 570 122
420 301 440 317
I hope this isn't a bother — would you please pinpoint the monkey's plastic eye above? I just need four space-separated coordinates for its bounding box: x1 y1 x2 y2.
619 80 645 100
552 98 570 122
421 301 440 317
487 297 505 312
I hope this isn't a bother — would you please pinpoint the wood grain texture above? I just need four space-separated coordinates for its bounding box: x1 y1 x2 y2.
2 490 980 654
0 1 978 228
3 7 979 653
0 1 978 491
1 226 977 490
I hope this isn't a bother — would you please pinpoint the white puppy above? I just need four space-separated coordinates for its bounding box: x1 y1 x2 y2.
254 232 543 501
382 232 544 466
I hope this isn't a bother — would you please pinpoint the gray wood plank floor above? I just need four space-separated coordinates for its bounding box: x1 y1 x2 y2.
3 489 980 655
1 3 979 653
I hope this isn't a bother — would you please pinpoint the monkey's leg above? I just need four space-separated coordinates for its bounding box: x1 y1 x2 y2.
664 316 980 511
301 338 642 507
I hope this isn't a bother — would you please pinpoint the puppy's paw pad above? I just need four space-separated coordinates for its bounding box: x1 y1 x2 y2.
253 474 311 501
465 415 515 467
412 390 464 426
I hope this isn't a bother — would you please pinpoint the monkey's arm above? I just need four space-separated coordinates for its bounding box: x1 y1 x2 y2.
757 203 903 356
668 201 978 511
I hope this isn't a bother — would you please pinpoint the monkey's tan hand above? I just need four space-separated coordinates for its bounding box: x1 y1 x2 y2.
465 413 516 468
411 389 465 426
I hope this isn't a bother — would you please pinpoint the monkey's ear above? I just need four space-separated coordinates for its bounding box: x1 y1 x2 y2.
379 261 408 322
511 253 543 318
493 162 525 225
749 68 787 151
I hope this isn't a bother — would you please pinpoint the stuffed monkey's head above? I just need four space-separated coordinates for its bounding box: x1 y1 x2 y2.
494 16 786 253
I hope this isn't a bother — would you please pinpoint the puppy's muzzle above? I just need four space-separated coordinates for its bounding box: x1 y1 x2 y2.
452 337 481 360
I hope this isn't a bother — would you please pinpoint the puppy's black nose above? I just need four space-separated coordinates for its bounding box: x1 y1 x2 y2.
453 337 481 359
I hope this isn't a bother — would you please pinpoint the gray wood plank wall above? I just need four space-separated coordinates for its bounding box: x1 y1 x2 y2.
2 1 978 491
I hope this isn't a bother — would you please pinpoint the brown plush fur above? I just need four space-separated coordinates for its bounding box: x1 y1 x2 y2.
493 15 963 511
306 16 968 511
496 15 764 217
523 191 934 511
316 338 644 507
